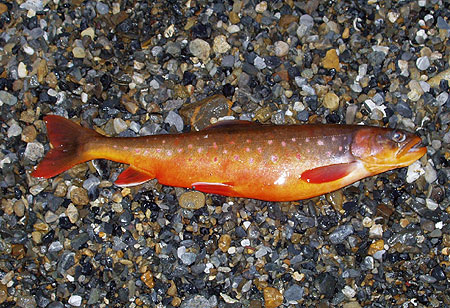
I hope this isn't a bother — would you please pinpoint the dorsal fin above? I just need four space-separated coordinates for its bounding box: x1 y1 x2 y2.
203 120 258 130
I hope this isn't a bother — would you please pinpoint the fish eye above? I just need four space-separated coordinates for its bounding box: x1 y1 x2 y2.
392 131 406 143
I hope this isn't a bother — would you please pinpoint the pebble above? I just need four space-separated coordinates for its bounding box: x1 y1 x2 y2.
329 225 354 244
7 123 22 138
406 161 425 183
322 92 339 111
68 295 82 307
66 203 79 223
284 284 304 302
322 49 340 71
189 39 211 61
164 110 184 132
179 191 205 209
72 47 86 58
424 162 437 184
416 56 430 71
255 1 267 13
69 187 89 206
24 142 44 161
218 234 231 253
263 287 283 308
342 286 356 298
96 2 109 14
18 62 28 78
274 41 289 57
213 35 231 54
0 91 18 106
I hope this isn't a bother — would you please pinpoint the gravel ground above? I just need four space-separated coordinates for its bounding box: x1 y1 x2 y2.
0 0 449 307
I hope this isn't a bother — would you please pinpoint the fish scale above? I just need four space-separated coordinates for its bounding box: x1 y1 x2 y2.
32 115 426 201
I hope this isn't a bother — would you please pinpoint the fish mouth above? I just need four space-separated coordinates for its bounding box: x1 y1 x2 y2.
397 135 427 164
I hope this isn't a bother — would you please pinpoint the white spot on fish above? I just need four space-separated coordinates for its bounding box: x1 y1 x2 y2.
234 155 239 161
305 138 310 142
249 157 254 164
268 140 273 145
198 148 203 153
274 172 288 185
223 149 228 154
178 148 183 153
317 140 324 146
162 140 166 144
167 150 173 156
124 146 129 150
188 144 193 149
271 155 278 163
291 138 296 142
113 145 117 149
257 147 262 154
339 146 343 151
135 149 140 154
332 136 336 141
246 139 251 143
144 150 149 155
213 142 218 149
246 147 250 152
296 153 301 160
204 134 209 139
156 148 161 153
281 141 286 147
326 151 332 157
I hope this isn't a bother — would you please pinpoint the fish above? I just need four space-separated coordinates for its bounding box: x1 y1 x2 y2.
31 115 427 202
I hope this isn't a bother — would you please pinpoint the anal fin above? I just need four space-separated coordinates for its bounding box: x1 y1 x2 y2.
300 162 358 184
191 182 236 196
115 167 154 187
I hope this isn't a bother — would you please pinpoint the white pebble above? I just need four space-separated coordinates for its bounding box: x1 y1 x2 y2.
406 161 425 183
241 239 250 247
426 198 438 211
68 295 82 307
342 286 356 298
18 62 28 78
424 162 437 183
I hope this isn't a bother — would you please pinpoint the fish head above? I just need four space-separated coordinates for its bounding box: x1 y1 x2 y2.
351 127 426 172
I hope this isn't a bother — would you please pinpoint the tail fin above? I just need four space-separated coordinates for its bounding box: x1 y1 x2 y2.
31 115 102 178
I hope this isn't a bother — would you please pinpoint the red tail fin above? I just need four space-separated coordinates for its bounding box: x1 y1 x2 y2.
31 115 102 178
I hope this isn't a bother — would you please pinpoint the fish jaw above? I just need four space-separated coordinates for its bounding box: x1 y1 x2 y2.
352 127 427 174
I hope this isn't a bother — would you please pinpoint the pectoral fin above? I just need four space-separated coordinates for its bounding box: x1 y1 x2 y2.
191 182 236 196
300 162 358 184
115 167 154 187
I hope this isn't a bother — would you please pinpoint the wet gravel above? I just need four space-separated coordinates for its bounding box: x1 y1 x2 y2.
0 0 449 307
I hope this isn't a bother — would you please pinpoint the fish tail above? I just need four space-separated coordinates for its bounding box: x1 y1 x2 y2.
31 115 102 178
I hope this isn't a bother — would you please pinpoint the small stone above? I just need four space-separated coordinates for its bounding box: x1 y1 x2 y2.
213 35 231 54
141 271 155 288
322 49 340 71
24 142 44 161
255 1 267 13
284 284 304 302
7 123 22 138
68 295 82 307
70 187 89 206
189 39 211 61
368 239 384 255
81 27 95 40
342 286 356 298
18 62 28 78
21 125 37 142
343 302 362 308
395 101 413 118
406 161 425 183
96 1 109 14
387 11 399 23
254 56 266 70
369 224 383 238
345 104 358 124
113 118 128 134
425 198 439 211
227 25 240 34
0 91 18 106
0 3 7 14
424 162 437 183
428 68 450 88
264 287 283 308
14 201 25 217
274 41 289 57
165 110 184 132
218 234 231 253
179 191 205 209
73 47 86 58
329 225 353 244
416 56 430 71
322 92 339 111
66 203 79 223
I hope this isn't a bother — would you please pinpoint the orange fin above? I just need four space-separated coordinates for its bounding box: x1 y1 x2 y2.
115 167 154 187
204 120 258 130
31 115 102 179
191 182 236 195
300 162 358 184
